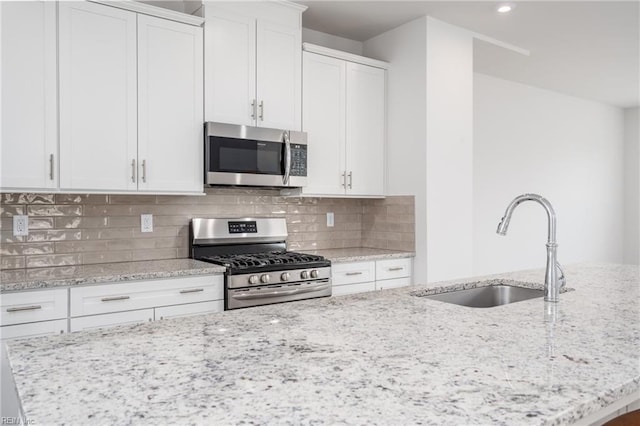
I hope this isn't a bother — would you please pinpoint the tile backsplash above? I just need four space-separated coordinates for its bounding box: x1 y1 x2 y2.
0 189 414 270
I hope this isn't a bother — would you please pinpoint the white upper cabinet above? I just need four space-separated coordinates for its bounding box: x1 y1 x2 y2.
56 1 204 194
58 1 138 191
256 21 301 130
204 1 305 130
1 1 57 190
301 46 388 197
204 8 256 126
137 15 204 193
345 62 386 197
302 52 346 195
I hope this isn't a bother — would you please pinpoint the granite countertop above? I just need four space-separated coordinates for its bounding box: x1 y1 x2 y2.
0 259 225 292
5 264 639 425
302 247 415 263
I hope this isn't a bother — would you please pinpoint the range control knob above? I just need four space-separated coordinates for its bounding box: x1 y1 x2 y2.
260 274 271 284
249 275 259 285
300 270 310 280
310 269 319 279
281 272 290 282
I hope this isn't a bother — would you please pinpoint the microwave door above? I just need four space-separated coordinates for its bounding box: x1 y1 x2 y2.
207 136 286 186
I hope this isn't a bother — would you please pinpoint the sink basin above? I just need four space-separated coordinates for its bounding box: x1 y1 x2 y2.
419 285 544 308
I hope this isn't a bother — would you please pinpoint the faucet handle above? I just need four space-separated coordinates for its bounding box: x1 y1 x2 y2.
556 261 566 290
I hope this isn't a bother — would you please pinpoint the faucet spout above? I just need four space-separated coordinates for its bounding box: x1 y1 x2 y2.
496 194 564 302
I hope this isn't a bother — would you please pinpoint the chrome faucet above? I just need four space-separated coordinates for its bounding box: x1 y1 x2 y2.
496 193 566 302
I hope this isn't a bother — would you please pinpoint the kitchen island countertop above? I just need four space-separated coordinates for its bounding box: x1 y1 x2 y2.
5 263 639 425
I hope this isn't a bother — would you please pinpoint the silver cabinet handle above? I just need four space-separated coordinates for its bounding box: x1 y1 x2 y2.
49 154 54 180
7 305 42 313
131 159 136 183
345 272 363 276
342 171 346 188
259 100 264 121
348 171 353 189
388 267 404 271
251 99 256 120
179 288 204 294
101 296 130 302
141 160 147 183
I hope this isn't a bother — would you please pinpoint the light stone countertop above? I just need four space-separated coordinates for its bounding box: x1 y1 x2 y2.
5 263 639 425
301 247 415 263
0 259 226 293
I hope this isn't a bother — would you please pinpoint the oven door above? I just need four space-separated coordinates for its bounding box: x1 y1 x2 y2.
205 122 291 187
226 279 332 310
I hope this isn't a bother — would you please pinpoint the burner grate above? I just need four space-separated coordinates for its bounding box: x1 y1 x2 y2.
201 251 326 270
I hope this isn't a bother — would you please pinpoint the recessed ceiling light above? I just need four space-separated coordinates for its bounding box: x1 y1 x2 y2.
497 4 513 13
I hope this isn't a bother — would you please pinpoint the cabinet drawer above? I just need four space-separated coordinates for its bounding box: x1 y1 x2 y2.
1 289 68 326
1 319 67 340
376 277 411 291
70 275 224 317
332 281 375 297
70 309 154 332
155 301 223 320
332 261 375 285
376 258 412 281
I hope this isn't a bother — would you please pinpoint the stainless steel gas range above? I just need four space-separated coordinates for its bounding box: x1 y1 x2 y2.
190 217 331 310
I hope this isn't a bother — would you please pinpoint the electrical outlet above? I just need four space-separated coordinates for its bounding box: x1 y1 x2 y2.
13 215 29 236
141 214 153 233
326 212 335 227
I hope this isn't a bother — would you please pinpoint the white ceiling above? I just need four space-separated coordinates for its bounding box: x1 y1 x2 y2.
298 1 640 108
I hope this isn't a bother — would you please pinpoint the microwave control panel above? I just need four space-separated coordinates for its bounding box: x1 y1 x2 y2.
290 144 307 177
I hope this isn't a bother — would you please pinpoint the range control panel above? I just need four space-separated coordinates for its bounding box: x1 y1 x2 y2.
290 144 307 177
228 221 257 234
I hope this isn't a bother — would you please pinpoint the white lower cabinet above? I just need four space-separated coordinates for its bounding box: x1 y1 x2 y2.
70 309 154 332
331 258 413 296
155 301 224 320
1 319 67 340
1 288 68 326
70 275 223 317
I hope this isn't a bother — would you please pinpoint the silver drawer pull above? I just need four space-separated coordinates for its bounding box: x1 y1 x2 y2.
345 272 363 276
101 296 130 302
7 305 42 313
388 267 404 271
179 288 204 294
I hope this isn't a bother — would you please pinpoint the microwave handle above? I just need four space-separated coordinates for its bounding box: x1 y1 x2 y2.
283 131 291 185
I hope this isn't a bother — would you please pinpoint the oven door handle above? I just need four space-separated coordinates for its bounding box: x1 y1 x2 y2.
282 131 291 186
230 283 330 300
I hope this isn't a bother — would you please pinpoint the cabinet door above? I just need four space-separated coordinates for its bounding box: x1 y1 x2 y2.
301 52 346 195
70 309 154 333
155 301 223 320
1 1 57 190
137 15 204 193
204 7 256 125
58 1 138 191
1 319 68 340
345 63 386 196
256 20 301 130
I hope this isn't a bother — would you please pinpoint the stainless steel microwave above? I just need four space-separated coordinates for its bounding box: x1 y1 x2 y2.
205 122 307 187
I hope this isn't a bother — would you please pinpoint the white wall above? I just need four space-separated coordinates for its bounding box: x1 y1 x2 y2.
363 17 428 283
473 73 626 275
424 18 474 283
302 28 363 56
624 107 640 264
364 17 475 284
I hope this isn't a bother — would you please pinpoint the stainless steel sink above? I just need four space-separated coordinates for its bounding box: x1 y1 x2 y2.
419 285 544 308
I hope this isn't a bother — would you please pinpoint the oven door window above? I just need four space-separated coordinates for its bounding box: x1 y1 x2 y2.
209 137 284 175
